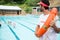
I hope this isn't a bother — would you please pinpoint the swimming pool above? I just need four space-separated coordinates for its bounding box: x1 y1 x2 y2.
0 15 60 40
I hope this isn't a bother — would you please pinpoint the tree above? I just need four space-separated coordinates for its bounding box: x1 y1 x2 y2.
25 0 40 6
13 0 26 4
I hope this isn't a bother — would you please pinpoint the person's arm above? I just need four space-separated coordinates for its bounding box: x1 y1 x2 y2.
52 23 60 33
50 15 60 33
35 25 40 38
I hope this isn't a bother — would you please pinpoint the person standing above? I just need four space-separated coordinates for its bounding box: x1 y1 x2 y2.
35 0 60 40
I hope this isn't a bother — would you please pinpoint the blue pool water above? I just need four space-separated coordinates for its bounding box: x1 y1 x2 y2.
0 15 60 40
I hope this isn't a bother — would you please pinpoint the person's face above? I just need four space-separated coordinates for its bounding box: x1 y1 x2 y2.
40 5 45 12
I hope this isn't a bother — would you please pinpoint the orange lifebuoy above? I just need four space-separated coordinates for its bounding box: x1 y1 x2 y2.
36 8 58 37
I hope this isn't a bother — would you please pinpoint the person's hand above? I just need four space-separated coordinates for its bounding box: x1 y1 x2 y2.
35 33 40 38
50 20 55 27
35 25 40 38
50 21 60 33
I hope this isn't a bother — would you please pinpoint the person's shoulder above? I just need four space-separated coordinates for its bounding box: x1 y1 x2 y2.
39 14 44 17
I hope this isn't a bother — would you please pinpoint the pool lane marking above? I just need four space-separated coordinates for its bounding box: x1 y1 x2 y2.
1 17 20 40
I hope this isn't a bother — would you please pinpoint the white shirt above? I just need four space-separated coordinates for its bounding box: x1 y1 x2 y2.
38 14 60 40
